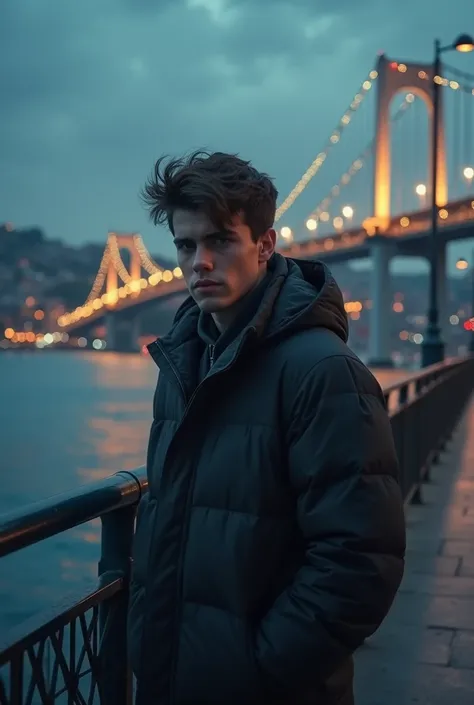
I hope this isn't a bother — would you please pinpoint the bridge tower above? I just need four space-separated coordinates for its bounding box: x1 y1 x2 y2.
105 232 143 351
372 53 448 232
367 54 448 367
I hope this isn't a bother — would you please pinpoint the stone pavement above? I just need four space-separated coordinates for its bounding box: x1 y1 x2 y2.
353 398 474 705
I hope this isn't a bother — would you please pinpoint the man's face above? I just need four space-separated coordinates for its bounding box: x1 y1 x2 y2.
172 209 275 320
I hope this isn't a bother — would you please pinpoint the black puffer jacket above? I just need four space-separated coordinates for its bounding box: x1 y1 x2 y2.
128 253 405 705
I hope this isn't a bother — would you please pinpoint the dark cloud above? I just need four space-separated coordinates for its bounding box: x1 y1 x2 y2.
216 5 337 69
1 0 473 267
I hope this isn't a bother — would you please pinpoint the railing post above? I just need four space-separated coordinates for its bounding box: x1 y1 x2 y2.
98 503 136 705
398 384 408 406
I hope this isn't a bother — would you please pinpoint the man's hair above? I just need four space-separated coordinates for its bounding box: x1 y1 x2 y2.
141 150 278 242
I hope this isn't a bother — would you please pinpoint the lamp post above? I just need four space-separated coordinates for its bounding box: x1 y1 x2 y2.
421 33 474 368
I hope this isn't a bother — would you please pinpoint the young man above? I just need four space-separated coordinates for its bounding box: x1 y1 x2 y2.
128 151 406 705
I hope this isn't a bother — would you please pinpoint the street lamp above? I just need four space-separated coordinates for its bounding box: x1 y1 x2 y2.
421 33 474 368
456 255 474 354
454 34 474 52
342 205 354 220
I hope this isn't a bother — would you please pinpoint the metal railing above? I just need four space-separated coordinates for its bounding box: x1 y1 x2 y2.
0 356 473 704
0 472 147 705
382 356 474 501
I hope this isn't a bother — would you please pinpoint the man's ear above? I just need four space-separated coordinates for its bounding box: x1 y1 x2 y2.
258 228 276 263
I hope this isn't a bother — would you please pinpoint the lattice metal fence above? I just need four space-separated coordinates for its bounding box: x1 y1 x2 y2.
1 604 100 704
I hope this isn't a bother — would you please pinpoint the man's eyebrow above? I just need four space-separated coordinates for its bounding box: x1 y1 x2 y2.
173 229 236 244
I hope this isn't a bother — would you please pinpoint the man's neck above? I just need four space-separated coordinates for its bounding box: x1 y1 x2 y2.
211 269 267 333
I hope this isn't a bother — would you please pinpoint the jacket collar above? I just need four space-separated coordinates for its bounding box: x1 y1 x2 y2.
148 256 288 396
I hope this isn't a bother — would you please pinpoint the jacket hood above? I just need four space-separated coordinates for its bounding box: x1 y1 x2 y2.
263 254 349 344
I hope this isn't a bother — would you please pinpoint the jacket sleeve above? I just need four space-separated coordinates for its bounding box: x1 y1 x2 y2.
255 354 406 694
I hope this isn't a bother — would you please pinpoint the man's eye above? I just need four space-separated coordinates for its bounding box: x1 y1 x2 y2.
176 241 194 251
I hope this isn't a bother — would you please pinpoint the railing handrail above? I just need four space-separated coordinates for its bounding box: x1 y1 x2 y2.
381 355 469 398
0 468 147 560
0 355 470 562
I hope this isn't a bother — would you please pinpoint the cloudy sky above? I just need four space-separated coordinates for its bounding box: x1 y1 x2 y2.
1 0 473 269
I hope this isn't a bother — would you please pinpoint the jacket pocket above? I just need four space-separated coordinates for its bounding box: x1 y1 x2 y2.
174 603 268 705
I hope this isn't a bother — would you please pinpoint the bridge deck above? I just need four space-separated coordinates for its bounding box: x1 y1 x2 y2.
354 397 474 704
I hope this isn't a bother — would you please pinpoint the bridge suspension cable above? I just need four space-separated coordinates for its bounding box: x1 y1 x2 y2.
133 234 164 275
107 234 133 284
443 62 474 82
303 93 417 230
442 62 474 95
274 64 379 223
85 245 111 304
435 75 474 96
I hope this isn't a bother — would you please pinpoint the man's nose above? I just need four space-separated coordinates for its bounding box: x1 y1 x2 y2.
192 246 214 273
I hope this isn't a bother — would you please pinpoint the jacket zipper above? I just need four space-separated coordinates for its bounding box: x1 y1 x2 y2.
151 330 255 705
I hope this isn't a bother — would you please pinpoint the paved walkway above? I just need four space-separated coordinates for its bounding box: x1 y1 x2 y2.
354 398 474 704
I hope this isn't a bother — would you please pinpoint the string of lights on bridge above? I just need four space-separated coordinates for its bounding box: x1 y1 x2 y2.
277 62 474 243
301 93 417 236
5 296 370 350
274 65 380 223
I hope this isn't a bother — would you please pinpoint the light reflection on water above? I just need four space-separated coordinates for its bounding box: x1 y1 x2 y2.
0 350 157 632
0 351 409 635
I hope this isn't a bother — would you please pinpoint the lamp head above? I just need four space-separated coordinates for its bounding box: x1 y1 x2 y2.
453 34 474 52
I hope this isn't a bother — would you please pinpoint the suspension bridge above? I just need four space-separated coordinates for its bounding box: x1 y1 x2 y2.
54 51 474 363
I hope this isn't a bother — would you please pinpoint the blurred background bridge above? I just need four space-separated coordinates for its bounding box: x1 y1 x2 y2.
3 44 474 368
